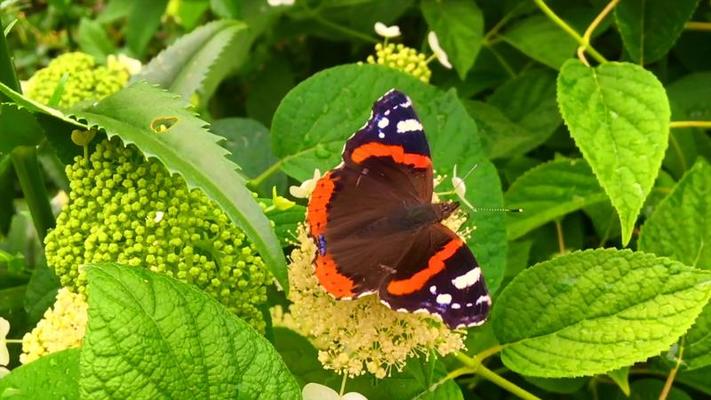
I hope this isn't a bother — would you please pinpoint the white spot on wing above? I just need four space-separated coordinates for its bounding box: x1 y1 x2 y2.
384 110 391 116
378 132 385 139
378 117 389 128
429 285 437 294
436 293 452 304
466 303 473 307
451 267 481 289
400 99 411 107
397 119 423 133
476 295 491 305
451 303 461 309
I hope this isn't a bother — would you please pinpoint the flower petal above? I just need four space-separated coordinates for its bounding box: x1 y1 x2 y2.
452 176 466 199
343 392 369 400
0 318 9 338
303 383 341 400
374 22 401 38
289 169 321 199
0 344 9 367
427 31 452 69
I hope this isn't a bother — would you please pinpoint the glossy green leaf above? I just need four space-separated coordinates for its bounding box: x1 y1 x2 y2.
614 0 699 64
493 249 711 377
23 262 60 323
76 18 116 61
0 349 79 399
488 69 561 136
500 8 607 70
80 263 300 399
125 0 169 56
0 103 44 153
211 117 286 194
421 0 484 79
557 60 671 245
70 82 288 293
523 376 586 394
504 158 607 240
271 63 507 292
639 160 711 369
136 20 246 103
464 100 541 160
607 366 631 396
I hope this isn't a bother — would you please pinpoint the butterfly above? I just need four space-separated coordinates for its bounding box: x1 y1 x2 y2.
306 89 490 329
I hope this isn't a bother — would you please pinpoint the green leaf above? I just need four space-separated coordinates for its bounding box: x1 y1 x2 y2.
262 201 305 247
70 82 288 293
245 57 295 127
76 18 116 61
557 59 671 245
493 249 711 377
639 159 711 269
421 0 484 79
125 0 169 56
136 20 247 104
80 263 300 399
23 262 60 324
504 158 607 240
211 117 286 194
0 349 79 399
273 327 462 400
639 160 711 369
607 366 631 396
500 7 608 70
272 63 507 293
523 376 586 394
488 69 561 137
621 378 692 400
614 0 699 65
464 100 542 160
0 103 44 153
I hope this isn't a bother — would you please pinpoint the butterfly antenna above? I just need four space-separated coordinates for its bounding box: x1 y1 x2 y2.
470 206 523 213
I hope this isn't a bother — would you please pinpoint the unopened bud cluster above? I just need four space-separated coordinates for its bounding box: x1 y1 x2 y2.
44 138 271 330
366 43 431 83
24 52 129 108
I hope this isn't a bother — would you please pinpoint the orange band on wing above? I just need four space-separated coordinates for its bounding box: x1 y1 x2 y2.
307 173 336 236
386 238 463 295
315 252 354 298
351 143 431 169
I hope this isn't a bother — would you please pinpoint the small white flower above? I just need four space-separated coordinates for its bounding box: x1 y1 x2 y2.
374 22 401 38
427 31 452 69
154 211 165 223
267 0 294 6
289 169 321 199
107 54 142 75
0 317 10 366
302 383 368 400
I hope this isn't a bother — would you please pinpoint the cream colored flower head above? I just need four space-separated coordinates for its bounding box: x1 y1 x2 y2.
427 31 452 69
20 288 88 364
374 22 401 38
267 0 294 6
0 317 10 367
278 179 469 378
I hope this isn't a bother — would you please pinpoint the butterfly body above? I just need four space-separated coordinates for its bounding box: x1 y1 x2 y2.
307 89 490 329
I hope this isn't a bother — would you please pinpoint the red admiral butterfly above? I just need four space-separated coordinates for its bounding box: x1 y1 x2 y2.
306 89 490 329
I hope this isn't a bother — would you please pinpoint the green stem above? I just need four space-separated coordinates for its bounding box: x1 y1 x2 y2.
476 364 542 400
685 21 711 31
4 339 23 344
249 160 283 189
11 147 55 241
532 0 607 64
555 220 566 254
659 339 684 400
670 120 711 129
0 20 55 242
311 14 378 43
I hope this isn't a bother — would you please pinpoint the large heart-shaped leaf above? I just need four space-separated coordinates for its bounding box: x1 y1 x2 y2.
557 60 670 245
80 263 300 399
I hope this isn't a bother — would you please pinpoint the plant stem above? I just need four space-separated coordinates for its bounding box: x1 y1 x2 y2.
532 0 607 64
311 14 378 43
476 364 542 400
249 160 283 190
685 21 711 31
659 340 684 400
0 19 55 242
555 220 566 254
670 121 711 129
414 367 472 400
577 0 620 66
11 147 55 241
4 339 23 344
